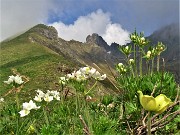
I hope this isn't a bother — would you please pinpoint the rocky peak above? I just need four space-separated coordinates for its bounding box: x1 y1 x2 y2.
28 24 58 40
86 33 111 51
111 43 119 50
86 33 107 45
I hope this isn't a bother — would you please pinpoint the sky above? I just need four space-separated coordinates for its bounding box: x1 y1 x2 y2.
0 0 179 45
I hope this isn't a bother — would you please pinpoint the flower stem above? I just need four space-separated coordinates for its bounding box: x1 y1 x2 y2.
15 91 20 110
85 81 97 95
130 65 135 78
43 107 49 126
151 58 154 75
76 91 80 115
157 55 160 72
139 48 143 76
146 61 150 75
134 44 137 77
147 111 151 135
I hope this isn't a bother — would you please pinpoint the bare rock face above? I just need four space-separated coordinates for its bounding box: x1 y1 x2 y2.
86 33 108 47
28 24 58 40
86 33 112 53
86 33 120 55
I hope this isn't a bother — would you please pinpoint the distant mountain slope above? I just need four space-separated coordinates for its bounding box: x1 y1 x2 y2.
148 23 179 61
27 24 123 77
0 26 79 98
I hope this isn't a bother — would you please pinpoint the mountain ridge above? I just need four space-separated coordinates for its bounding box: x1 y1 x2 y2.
1 23 179 83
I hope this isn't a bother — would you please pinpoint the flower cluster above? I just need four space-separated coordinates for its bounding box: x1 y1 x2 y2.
155 42 166 55
19 100 40 117
34 89 60 102
130 32 149 47
145 42 165 60
119 45 132 56
4 75 24 85
116 63 127 74
60 66 106 84
19 89 60 117
145 48 156 59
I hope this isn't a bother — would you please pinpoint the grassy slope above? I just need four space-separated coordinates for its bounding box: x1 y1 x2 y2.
0 33 76 100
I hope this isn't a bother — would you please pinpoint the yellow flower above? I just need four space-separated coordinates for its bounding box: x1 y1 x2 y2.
137 91 172 113
155 94 172 113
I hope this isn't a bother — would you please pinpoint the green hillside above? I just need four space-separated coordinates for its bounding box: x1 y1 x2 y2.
0 30 77 99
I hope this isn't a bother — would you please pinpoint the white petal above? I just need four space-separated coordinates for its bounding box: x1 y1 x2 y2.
19 109 30 117
34 96 42 102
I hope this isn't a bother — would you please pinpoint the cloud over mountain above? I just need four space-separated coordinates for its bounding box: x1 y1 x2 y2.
50 9 130 45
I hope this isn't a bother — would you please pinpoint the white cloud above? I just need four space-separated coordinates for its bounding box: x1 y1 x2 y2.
50 9 130 45
102 24 130 45
0 0 52 41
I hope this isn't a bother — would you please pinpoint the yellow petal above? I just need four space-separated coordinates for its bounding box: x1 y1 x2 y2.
141 95 157 111
155 94 172 113
137 91 157 111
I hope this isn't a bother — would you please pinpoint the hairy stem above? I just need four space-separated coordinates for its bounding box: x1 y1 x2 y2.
147 111 151 135
151 58 154 75
85 81 97 95
157 55 160 71
134 44 137 77
139 48 143 76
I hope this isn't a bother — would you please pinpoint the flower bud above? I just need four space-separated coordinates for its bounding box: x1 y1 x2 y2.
118 63 123 67
129 59 134 64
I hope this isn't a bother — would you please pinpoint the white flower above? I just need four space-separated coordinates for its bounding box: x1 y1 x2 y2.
44 94 53 102
19 109 30 117
54 95 60 100
34 96 42 102
59 77 66 85
80 67 90 75
75 70 82 77
19 100 40 117
125 46 129 50
92 71 106 80
140 37 145 41
99 74 106 80
66 73 75 79
118 63 123 67
50 90 60 100
147 51 152 58
129 59 134 64
36 89 45 98
0 98 4 102
14 75 24 84
76 75 87 81
107 103 115 109
92 71 101 79
75 70 88 81
50 90 59 96
4 75 24 85
4 75 15 84
88 68 96 76
23 100 40 110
